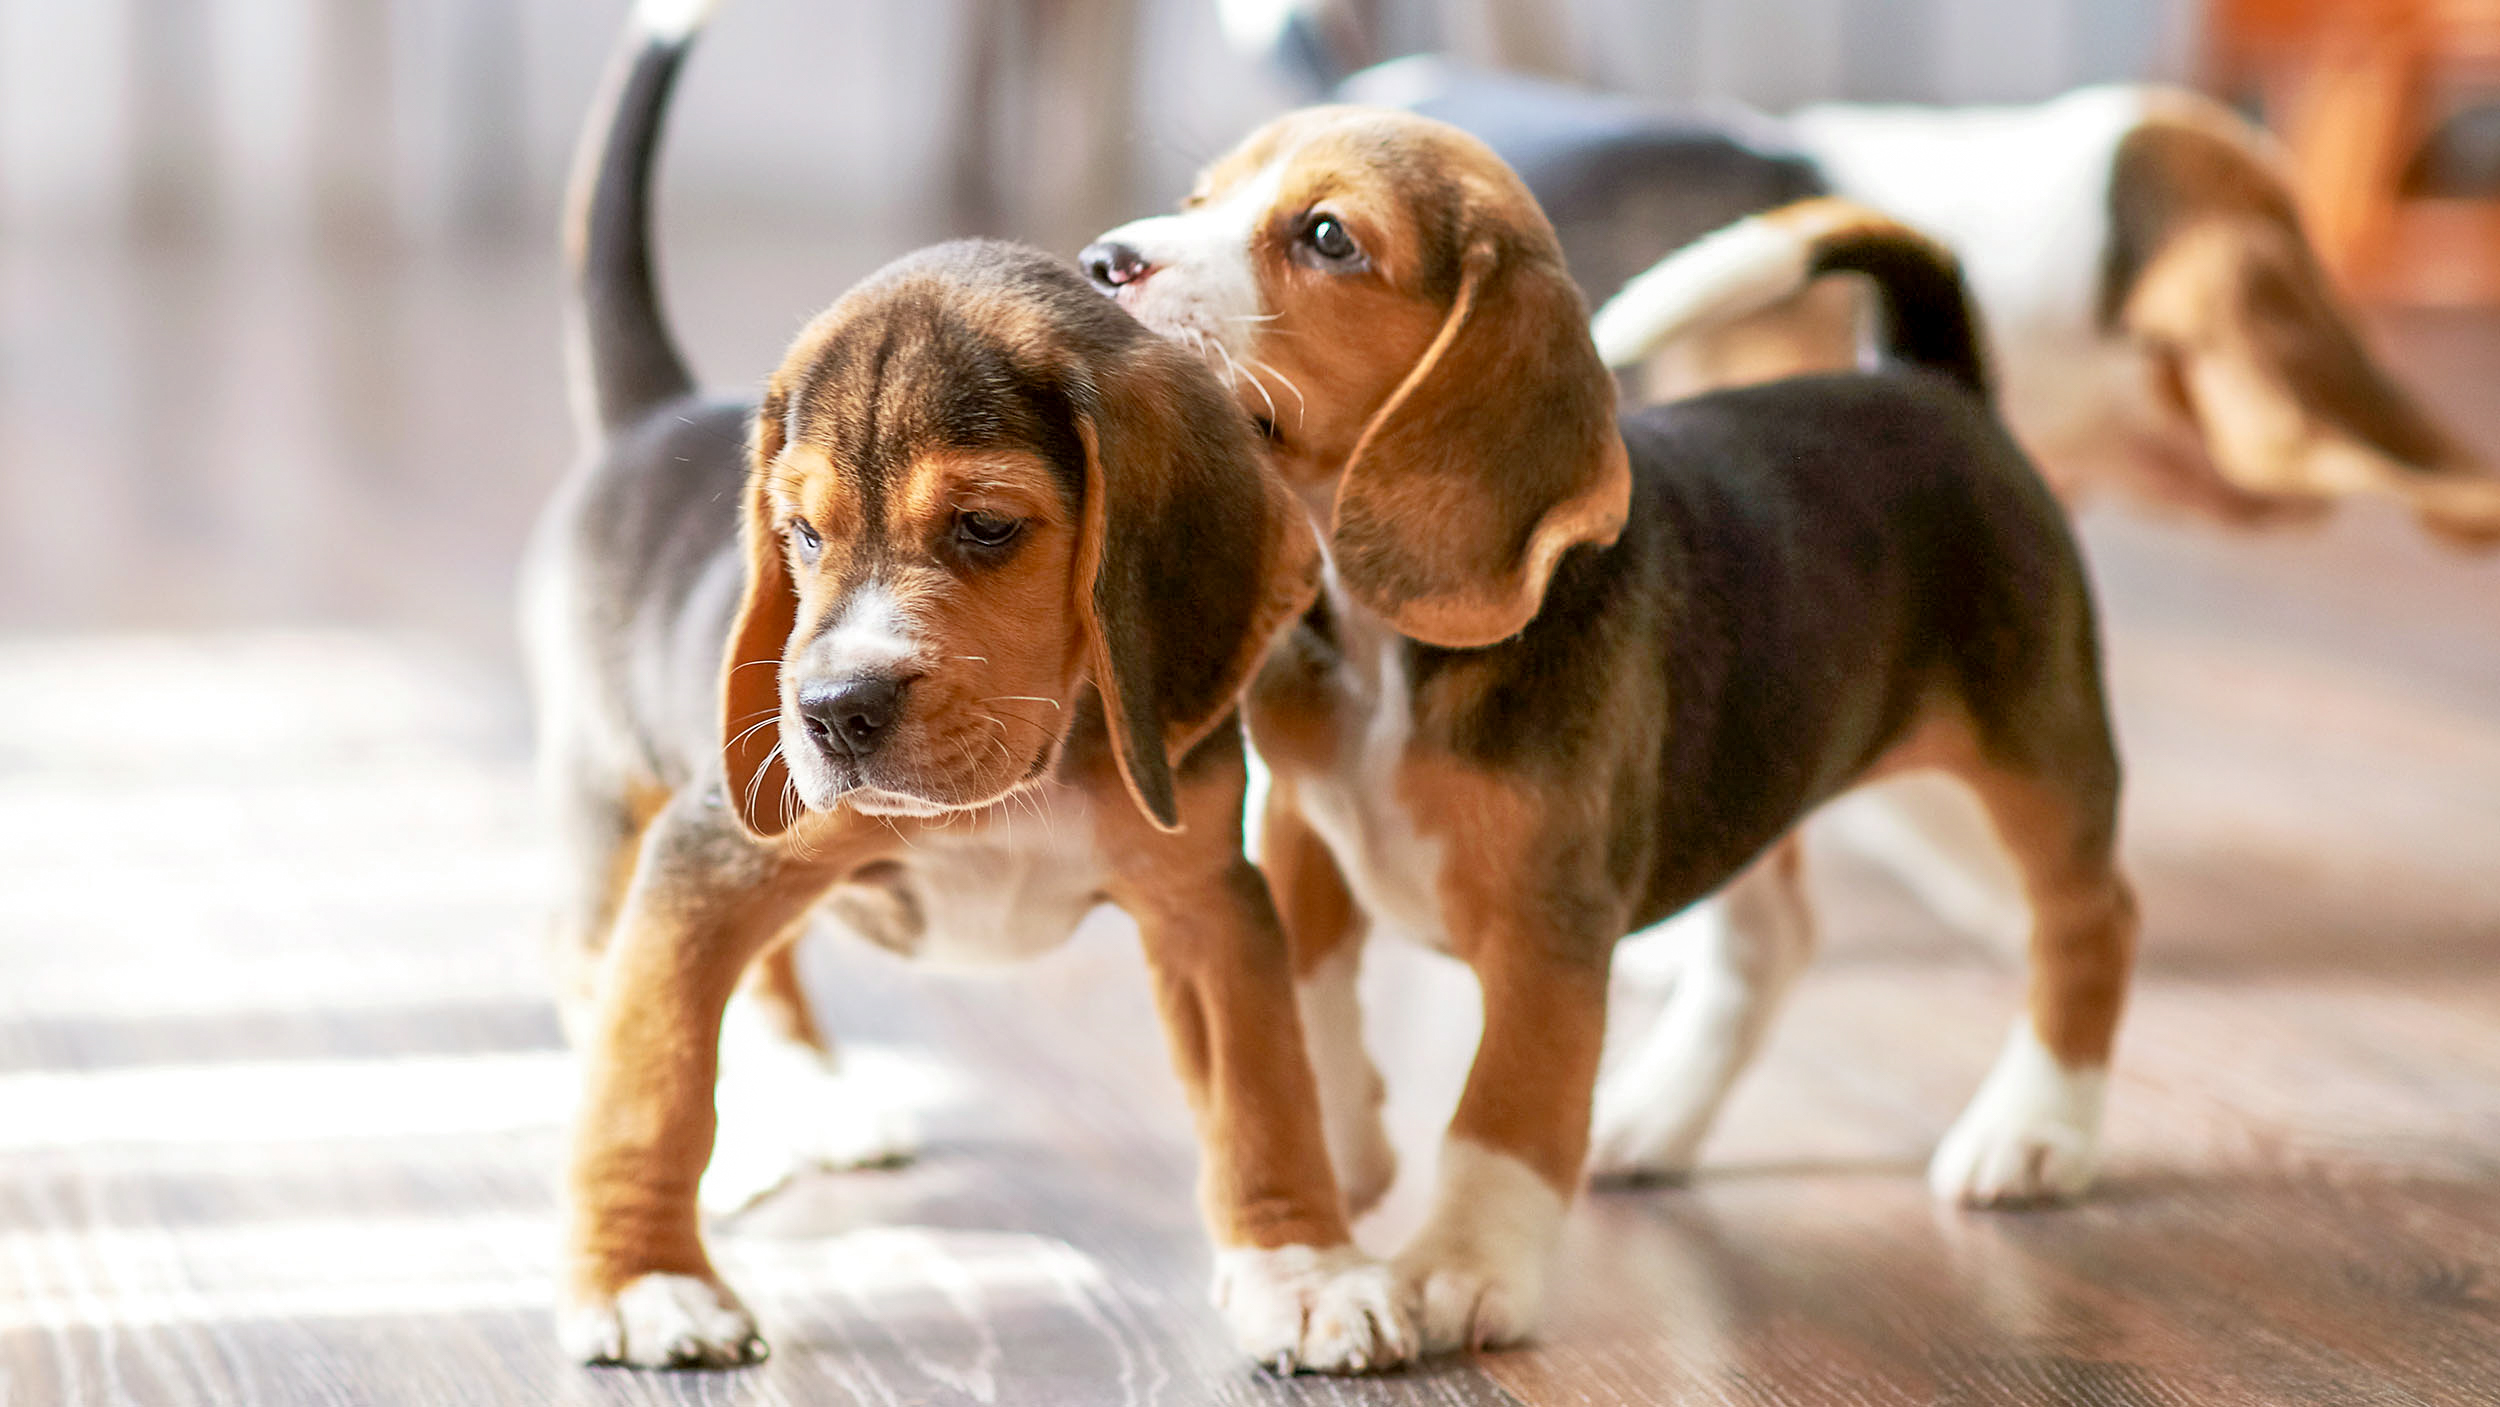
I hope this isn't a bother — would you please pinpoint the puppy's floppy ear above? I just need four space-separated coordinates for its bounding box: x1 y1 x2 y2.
1332 233 1631 648
719 384 802 838
1072 342 1321 832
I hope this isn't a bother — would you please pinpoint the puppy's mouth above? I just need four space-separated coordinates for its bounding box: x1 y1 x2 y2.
788 718 1060 821
842 787 951 818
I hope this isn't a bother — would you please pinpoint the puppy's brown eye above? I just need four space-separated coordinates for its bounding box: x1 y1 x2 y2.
1299 213 1362 267
954 510 1022 552
787 518 821 563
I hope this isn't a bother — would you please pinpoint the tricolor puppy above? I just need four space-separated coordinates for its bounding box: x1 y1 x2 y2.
1085 109 2139 1353
521 2 1411 1373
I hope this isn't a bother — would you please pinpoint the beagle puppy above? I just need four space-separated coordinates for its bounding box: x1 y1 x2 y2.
1085 108 2139 1353
521 1 1411 1373
1225 13 2500 545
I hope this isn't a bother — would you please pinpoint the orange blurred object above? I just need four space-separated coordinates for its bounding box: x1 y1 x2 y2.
2212 0 2500 304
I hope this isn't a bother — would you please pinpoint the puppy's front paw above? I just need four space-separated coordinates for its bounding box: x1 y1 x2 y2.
561 1273 767 1369
1213 1244 1416 1375
1391 1236 1546 1355
1928 1027 2106 1208
1393 1140 1566 1354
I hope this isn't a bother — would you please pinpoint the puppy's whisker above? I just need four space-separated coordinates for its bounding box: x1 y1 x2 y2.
979 695 1062 709
1247 356 1307 428
728 715 783 751
954 655 989 664
1209 340 1279 427
745 739 786 834
980 709 1057 744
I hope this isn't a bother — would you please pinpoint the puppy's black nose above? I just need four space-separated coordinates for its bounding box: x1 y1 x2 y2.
801 677 907 759
1081 241 1153 291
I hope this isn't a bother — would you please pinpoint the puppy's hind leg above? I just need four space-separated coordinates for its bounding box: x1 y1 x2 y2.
1587 837 1815 1184
1925 712 2137 1208
1265 793 1398 1219
700 936 921 1218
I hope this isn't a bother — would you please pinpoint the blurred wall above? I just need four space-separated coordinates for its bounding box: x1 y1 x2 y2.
0 0 2195 256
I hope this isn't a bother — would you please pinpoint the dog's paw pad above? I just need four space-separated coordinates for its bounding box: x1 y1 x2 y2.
562 1273 766 1369
1214 1244 1416 1375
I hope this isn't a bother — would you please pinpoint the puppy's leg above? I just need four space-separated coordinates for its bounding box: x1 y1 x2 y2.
1263 791 1397 1218
1587 837 1815 1183
699 936 919 1218
562 792 845 1369
1384 763 1616 1355
1104 793 1413 1374
1397 925 1609 1355
1927 743 2137 1208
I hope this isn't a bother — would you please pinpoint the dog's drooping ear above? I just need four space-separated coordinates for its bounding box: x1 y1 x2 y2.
1332 233 1631 649
1073 342 1321 831
720 384 801 838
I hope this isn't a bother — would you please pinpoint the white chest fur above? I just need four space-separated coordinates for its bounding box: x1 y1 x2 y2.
1288 585 1453 953
815 786 1108 971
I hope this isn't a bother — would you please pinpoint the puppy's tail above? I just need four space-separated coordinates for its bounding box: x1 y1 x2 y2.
563 0 720 441
1591 197 1990 400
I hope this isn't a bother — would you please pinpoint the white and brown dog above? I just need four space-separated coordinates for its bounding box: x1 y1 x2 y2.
1085 109 2139 1353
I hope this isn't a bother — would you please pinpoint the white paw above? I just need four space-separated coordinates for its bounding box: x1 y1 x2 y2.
561 1273 766 1368
1394 1244 1544 1354
1929 1025 2107 1208
1212 1244 1417 1375
1393 1140 1566 1354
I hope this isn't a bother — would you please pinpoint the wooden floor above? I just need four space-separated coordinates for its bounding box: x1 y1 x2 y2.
3 236 2499 1404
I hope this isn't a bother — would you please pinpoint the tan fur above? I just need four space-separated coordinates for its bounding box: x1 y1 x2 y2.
1094 752 1351 1250
1400 754 1613 1194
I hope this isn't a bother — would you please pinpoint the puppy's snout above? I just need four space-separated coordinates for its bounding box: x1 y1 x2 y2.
1081 241 1154 292
801 676 909 759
